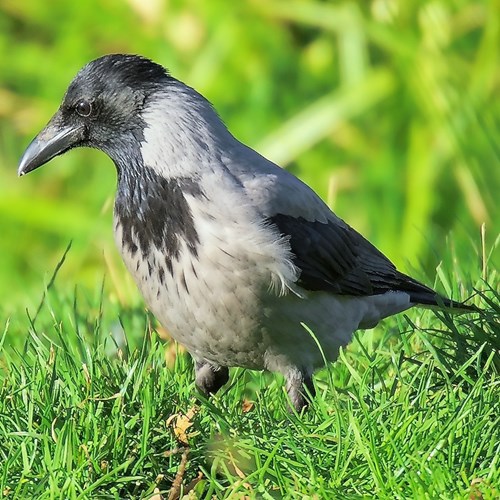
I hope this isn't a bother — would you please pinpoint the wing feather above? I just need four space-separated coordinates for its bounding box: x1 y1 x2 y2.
268 214 436 299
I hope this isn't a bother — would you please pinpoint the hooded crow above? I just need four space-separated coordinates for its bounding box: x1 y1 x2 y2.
18 54 473 411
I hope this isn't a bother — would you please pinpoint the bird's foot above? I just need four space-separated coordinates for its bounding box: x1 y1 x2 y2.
195 360 229 395
285 368 315 413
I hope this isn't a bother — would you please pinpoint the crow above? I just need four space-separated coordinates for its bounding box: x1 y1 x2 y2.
18 54 474 411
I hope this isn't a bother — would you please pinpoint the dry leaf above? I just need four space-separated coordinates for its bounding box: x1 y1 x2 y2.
241 400 254 413
469 478 484 500
150 487 163 500
228 452 247 480
167 407 198 445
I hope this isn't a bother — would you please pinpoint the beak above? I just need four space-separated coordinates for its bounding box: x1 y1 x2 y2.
18 114 84 176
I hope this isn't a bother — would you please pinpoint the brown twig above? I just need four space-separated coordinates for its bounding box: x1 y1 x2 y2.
167 448 190 500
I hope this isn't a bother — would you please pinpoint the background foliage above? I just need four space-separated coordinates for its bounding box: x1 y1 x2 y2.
0 0 498 312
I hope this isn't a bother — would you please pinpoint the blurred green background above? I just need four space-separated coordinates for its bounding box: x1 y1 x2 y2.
0 0 498 313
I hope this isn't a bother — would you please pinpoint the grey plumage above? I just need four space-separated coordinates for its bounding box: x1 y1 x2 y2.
18 54 473 412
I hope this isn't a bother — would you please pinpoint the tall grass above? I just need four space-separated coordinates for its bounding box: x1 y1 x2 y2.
0 257 498 498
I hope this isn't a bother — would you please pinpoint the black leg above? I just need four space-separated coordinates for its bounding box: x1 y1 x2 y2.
195 360 229 396
285 368 315 413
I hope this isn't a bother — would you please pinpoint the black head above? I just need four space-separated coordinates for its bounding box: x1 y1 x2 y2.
18 54 173 175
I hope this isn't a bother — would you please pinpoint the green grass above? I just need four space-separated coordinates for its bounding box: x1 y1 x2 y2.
0 254 498 498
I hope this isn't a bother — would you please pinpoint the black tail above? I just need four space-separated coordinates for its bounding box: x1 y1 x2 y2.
395 271 478 313
408 291 479 313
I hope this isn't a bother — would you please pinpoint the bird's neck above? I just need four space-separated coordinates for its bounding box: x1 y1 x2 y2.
138 87 232 178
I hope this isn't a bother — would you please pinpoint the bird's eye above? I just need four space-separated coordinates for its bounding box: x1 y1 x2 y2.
75 99 92 117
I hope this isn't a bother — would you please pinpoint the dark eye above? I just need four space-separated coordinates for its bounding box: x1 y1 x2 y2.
75 99 92 117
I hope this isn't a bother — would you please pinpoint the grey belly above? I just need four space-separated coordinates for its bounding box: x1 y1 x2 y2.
115 225 412 373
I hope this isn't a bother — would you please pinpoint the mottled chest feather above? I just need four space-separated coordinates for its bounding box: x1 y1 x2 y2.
115 165 203 264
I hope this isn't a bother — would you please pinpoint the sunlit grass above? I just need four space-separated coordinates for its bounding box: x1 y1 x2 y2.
0 253 498 498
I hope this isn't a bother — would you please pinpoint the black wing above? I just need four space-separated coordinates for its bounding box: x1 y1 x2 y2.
269 213 449 306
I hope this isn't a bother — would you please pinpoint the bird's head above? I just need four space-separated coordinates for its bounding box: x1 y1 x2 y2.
18 54 173 176
18 54 226 178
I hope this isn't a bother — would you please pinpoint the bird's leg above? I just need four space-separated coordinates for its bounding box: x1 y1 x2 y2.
194 359 229 396
285 367 315 412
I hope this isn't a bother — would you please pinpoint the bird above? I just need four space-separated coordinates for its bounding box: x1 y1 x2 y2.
18 54 473 412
